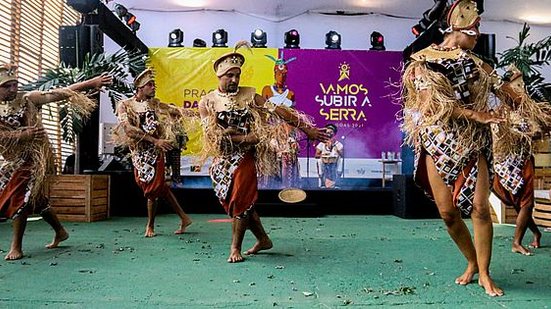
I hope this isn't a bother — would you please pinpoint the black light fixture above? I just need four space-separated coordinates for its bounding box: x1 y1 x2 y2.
114 3 140 33
125 14 140 32
212 29 228 47
284 29 300 49
251 29 267 48
410 0 447 37
114 3 128 18
325 31 341 50
411 24 424 37
475 0 484 14
67 0 100 14
473 33 497 66
193 38 207 47
369 31 386 51
168 29 184 47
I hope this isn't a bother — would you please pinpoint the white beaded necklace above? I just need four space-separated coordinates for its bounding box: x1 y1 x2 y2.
216 89 238 98
216 89 239 109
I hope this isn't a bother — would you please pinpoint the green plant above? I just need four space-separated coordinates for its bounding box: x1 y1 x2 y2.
497 23 551 102
22 49 146 142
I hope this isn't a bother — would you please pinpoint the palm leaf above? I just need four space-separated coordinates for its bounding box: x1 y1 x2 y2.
21 49 145 142
497 23 551 103
526 74 551 102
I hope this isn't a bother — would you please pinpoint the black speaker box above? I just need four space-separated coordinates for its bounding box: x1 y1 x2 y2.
59 24 104 68
392 174 439 219
59 24 103 171
473 33 496 64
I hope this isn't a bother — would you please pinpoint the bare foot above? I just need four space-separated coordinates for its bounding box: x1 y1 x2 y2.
478 274 504 297
46 229 69 249
455 265 478 285
244 238 273 255
227 248 244 263
512 243 533 256
144 226 156 238
174 218 192 235
4 248 23 260
529 232 541 249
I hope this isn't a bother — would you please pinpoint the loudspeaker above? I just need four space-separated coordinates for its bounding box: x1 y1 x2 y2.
59 24 103 172
392 174 439 219
67 0 100 14
97 156 125 172
473 33 496 65
59 24 104 68
89 24 104 55
59 26 79 67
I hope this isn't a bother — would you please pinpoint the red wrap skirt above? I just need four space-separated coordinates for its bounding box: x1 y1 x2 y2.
492 159 535 209
134 156 169 200
222 152 258 217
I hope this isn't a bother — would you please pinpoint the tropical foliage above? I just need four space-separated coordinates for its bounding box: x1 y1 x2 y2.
22 49 146 142
497 23 551 103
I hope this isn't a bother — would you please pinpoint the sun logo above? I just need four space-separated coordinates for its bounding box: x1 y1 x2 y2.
338 62 350 82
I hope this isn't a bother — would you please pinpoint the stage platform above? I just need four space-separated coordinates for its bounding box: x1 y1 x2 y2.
92 171 439 219
104 172 396 217
1 214 550 307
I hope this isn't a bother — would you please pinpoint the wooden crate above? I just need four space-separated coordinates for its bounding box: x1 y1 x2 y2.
489 193 518 224
48 175 110 222
534 153 551 167
490 202 517 224
533 137 551 153
490 205 498 223
534 198 551 228
503 204 517 224
534 136 551 189
534 167 551 190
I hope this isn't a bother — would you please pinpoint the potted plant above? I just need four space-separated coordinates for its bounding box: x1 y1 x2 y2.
497 23 551 103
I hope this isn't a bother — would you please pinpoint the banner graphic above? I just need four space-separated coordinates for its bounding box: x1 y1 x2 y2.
148 48 402 180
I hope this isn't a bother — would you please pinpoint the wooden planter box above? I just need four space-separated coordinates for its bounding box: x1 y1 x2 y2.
48 175 110 222
489 201 517 224
491 190 551 228
534 198 551 228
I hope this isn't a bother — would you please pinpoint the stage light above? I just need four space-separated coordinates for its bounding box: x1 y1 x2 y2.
410 0 447 37
125 14 140 32
67 0 99 14
193 38 206 47
212 29 228 47
114 4 140 33
114 3 128 18
475 0 484 14
168 29 184 47
370 31 385 51
124 13 136 25
411 24 423 37
284 29 300 49
325 31 341 50
251 29 267 48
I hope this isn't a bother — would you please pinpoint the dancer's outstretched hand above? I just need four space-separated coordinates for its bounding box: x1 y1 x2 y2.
303 126 331 143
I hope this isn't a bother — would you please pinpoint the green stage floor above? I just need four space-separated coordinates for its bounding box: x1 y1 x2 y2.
1 214 550 308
